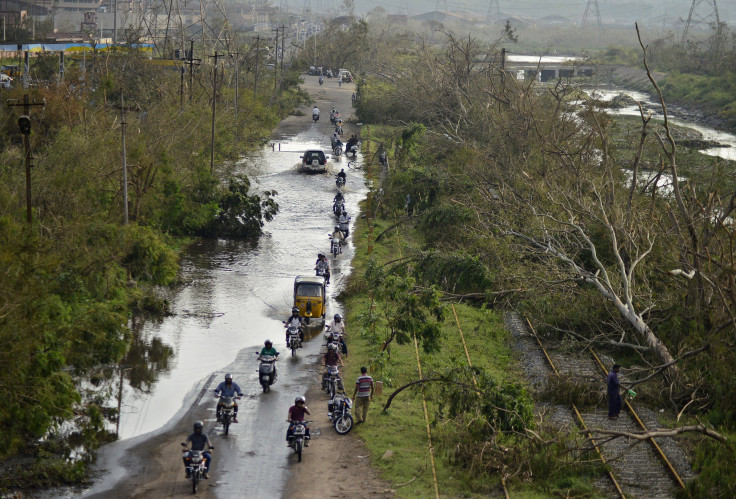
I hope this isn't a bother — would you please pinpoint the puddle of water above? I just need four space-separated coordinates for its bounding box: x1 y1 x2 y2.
115 133 367 440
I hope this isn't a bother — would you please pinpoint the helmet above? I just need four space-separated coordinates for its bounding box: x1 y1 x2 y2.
335 225 340 231
264 339 273 346
193 420 203 431
327 343 336 351
295 396 306 405
292 307 299 314
225 373 233 381
334 314 342 321
341 169 345 172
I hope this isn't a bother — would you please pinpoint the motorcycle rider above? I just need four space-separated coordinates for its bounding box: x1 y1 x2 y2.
345 135 359 155
213 373 243 423
258 339 280 384
284 307 305 344
315 253 331 284
336 168 347 185
286 396 311 446
330 108 336 123
321 342 344 386
182 421 214 479
333 192 345 215
312 105 320 120
319 74 324 85
338 210 351 239
326 313 348 355
331 225 345 252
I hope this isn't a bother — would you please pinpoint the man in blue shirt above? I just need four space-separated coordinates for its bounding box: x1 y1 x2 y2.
607 364 622 420
214 373 243 423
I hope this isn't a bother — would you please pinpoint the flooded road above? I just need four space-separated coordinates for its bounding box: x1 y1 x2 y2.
81 78 365 498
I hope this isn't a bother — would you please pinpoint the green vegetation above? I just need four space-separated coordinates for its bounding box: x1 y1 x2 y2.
300 21 736 496
0 45 308 489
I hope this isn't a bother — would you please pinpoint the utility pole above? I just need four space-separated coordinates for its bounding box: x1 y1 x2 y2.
120 95 129 224
59 52 64 82
233 49 239 131
183 40 201 103
180 66 185 107
273 27 279 89
209 51 219 175
254 35 260 102
280 25 286 82
113 0 117 44
7 95 46 224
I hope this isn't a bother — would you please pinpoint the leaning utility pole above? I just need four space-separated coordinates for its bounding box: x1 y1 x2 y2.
209 51 219 175
7 94 46 224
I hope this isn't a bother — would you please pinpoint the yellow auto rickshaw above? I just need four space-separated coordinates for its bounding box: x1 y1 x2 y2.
293 275 326 326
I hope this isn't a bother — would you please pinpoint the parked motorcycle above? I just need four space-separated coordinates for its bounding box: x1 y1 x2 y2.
218 395 240 435
328 392 354 434
181 443 213 493
287 420 312 462
256 353 278 392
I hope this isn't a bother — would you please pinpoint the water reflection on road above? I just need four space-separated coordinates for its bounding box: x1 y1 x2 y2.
117 131 366 440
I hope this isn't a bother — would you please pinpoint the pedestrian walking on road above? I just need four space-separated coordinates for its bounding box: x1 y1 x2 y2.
352 366 374 424
607 364 622 420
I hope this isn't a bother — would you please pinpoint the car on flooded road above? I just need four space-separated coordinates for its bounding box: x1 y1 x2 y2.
300 149 329 173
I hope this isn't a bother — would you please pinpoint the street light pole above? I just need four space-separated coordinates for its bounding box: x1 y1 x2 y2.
209 51 219 175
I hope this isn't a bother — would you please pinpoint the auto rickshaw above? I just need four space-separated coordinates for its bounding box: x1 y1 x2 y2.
293 275 326 326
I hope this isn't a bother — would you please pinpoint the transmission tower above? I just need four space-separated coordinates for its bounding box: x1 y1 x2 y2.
486 0 501 23
581 0 602 31
681 0 720 43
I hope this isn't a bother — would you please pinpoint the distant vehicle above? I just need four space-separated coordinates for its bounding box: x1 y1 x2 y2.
337 69 353 83
0 74 13 89
300 149 328 174
1 65 19 77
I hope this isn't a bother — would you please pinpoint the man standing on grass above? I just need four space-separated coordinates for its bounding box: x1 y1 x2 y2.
352 366 374 424
607 364 622 420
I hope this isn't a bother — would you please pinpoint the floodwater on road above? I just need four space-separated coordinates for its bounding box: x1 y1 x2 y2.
116 132 366 441
75 82 367 497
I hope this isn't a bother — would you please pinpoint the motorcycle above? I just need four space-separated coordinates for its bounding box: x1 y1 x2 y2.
336 176 345 189
284 325 302 357
256 353 278 392
322 364 344 398
312 113 319 122
347 144 358 157
335 124 343 136
332 141 343 157
339 219 349 239
328 392 354 434
330 112 336 125
218 395 240 435
287 420 312 462
330 235 342 258
319 75 324 85
181 443 213 494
